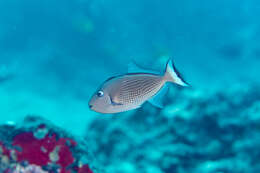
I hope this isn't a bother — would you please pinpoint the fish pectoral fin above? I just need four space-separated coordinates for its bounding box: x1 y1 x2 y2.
148 84 169 109
109 96 123 106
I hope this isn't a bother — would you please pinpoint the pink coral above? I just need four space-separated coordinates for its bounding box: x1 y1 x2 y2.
13 132 75 172
77 165 94 173
0 142 10 157
0 121 95 173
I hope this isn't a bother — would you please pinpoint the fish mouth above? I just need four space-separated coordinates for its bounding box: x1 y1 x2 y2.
89 105 93 109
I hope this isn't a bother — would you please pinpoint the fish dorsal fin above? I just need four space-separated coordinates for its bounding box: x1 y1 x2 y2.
148 84 169 108
128 61 158 74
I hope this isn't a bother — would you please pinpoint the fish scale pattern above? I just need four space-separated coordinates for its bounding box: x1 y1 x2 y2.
118 75 163 104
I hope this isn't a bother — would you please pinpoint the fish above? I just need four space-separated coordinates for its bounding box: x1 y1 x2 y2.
88 59 189 114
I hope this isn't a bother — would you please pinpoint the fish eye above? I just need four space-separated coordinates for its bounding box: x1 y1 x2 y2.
97 90 104 97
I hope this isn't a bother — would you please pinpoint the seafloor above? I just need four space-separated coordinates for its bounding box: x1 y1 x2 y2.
1 83 260 173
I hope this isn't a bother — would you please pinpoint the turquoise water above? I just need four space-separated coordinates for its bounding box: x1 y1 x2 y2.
0 0 260 172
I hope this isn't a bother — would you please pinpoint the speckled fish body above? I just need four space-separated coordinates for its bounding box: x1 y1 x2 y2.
102 73 164 113
89 59 188 114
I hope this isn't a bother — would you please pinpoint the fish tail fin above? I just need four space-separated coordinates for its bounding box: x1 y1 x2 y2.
163 59 189 87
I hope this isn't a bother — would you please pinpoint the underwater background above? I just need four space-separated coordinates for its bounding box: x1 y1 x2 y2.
0 0 260 172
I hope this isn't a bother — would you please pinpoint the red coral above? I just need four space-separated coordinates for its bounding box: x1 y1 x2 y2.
1 128 94 173
57 139 74 168
13 132 52 165
12 132 75 170
79 165 94 173
0 141 10 157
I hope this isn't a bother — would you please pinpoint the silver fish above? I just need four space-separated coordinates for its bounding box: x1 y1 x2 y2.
89 59 189 113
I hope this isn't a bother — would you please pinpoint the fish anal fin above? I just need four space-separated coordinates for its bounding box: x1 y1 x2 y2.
148 84 169 108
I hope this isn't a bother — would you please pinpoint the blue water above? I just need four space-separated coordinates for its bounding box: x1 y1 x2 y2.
0 1 260 172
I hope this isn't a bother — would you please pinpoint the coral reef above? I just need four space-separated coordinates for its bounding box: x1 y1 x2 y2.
6 165 48 173
86 84 260 173
0 116 97 173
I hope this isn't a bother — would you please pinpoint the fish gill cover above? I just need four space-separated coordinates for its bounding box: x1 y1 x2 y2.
0 0 260 173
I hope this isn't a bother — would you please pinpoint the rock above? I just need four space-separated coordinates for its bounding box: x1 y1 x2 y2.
86 84 260 173
0 115 98 173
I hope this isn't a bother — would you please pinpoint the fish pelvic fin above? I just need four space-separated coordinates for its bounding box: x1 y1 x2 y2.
164 59 189 87
148 83 169 108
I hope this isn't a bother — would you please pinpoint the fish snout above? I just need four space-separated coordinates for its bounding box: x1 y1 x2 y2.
89 104 93 109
